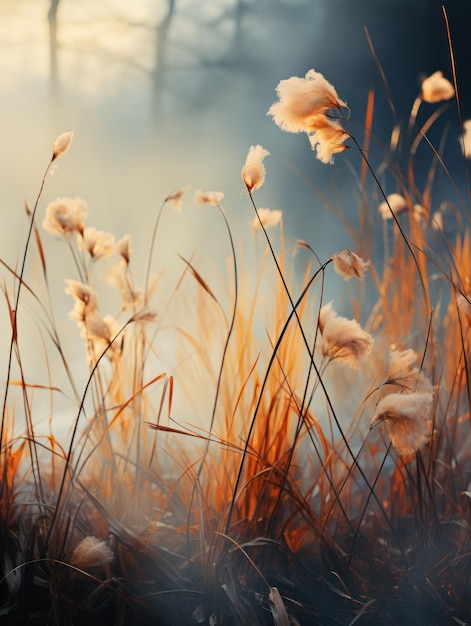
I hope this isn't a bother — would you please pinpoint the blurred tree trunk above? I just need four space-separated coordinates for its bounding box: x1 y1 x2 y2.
152 0 176 118
48 0 61 104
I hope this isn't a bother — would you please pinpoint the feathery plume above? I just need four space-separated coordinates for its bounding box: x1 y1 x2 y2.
420 71 454 103
194 190 225 206
370 391 433 456
52 130 74 161
318 302 374 368
241 145 270 192
332 249 370 281
268 69 349 163
252 208 283 231
43 197 88 237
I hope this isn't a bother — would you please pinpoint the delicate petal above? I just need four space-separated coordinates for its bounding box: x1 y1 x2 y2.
241 145 270 192
378 193 407 220
421 71 454 103
193 190 225 206
52 130 74 160
370 391 433 456
318 302 374 368
332 249 370 281
252 208 283 231
43 197 88 237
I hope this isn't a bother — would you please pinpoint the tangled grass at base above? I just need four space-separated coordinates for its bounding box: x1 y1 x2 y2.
2 49 471 626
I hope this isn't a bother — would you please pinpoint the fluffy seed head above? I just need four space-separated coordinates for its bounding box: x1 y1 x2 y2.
79 227 116 260
421 71 454 103
165 185 189 212
252 208 283 231
386 349 433 395
268 69 347 133
43 197 88 237
241 145 270 192
70 536 113 573
52 130 74 160
378 193 408 220
370 391 433 456
116 234 132 264
193 190 225 206
268 69 348 163
318 302 374 368
332 249 370 281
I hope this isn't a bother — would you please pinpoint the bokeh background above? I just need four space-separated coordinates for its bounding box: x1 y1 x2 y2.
0 0 470 434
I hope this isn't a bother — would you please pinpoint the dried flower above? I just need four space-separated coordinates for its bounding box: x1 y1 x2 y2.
165 185 189 212
52 130 74 161
43 197 88 237
318 302 374 368
378 193 408 220
421 71 454 103
241 145 270 192
268 69 348 164
193 190 225 206
460 120 471 159
78 226 116 260
65 279 98 322
370 391 433 456
116 234 132 264
252 208 283 231
70 536 113 573
332 249 370 281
